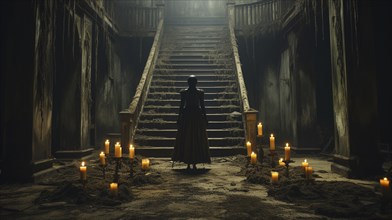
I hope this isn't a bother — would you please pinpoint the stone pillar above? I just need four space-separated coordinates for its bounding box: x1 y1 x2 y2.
328 0 382 177
244 109 258 153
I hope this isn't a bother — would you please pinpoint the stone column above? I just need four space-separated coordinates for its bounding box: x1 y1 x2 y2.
328 0 382 177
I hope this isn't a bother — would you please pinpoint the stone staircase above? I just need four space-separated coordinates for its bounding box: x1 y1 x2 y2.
134 22 245 157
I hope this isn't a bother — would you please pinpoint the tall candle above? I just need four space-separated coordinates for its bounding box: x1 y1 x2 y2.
80 161 87 181
284 143 290 161
302 159 309 171
110 183 118 196
380 177 390 194
269 134 275 151
279 158 285 166
250 152 257 165
129 144 135 159
104 139 110 155
257 122 263 136
305 166 313 180
99 151 106 166
246 141 252 156
141 158 150 170
271 171 279 184
115 142 122 158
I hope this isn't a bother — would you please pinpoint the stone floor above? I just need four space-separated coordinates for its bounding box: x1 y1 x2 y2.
0 152 391 220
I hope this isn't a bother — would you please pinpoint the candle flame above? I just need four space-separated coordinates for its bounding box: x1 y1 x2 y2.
100 151 104 154
384 177 388 181
130 144 133 148
81 161 85 166
271 134 274 137
286 143 289 147
304 159 307 162
105 139 109 143
279 158 283 161
258 122 262 125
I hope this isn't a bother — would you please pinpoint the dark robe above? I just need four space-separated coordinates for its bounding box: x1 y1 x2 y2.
172 87 211 164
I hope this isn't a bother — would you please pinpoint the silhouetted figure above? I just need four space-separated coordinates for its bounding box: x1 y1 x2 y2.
172 75 211 170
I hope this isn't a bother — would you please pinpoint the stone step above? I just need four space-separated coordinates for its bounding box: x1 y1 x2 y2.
136 129 244 138
155 68 232 73
137 120 243 129
143 106 240 114
163 39 223 44
151 80 236 87
134 137 245 147
144 99 240 107
159 48 226 53
139 113 243 122
147 92 238 99
149 86 233 93
155 64 230 69
158 58 232 64
153 74 234 80
158 54 231 59
133 146 245 157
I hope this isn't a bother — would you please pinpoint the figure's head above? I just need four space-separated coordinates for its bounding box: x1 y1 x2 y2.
187 75 197 87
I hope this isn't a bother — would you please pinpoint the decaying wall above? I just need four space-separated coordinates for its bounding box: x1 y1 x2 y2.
328 0 384 177
0 0 150 181
237 0 332 150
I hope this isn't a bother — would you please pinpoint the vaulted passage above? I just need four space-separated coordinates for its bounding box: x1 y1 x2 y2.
134 21 245 156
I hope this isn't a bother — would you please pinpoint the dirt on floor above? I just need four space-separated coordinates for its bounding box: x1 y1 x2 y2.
0 154 391 220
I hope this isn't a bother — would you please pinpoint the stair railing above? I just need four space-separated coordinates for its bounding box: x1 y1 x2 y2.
119 18 164 149
233 0 295 30
227 3 258 153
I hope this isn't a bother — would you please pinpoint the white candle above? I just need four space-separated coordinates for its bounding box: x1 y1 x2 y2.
246 141 252 156
110 183 118 196
104 139 110 155
271 171 279 184
269 134 275 151
380 177 390 194
250 152 257 165
129 144 135 159
80 161 87 181
141 158 150 170
305 166 313 180
257 122 263 136
279 158 285 166
284 143 290 161
115 142 122 158
302 159 309 171
99 152 106 166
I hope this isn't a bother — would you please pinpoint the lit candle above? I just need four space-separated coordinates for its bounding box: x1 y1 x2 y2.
129 144 135 159
250 152 257 165
110 183 118 196
271 171 279 184
246 141 252 156
269 134 275 151
80 161 87 181
141 158 150 170
284 143 290 161
257 122 263 136
99 151 106 166
104 139 110 155
279 158 285 166
305 166 313 180
115 142 122 158
302 159 309 171
380 177 390 194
